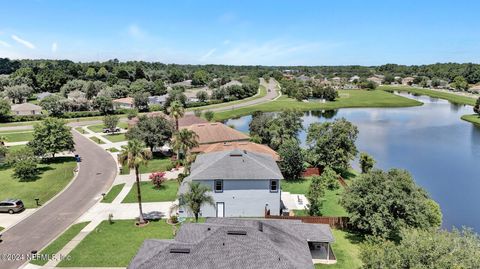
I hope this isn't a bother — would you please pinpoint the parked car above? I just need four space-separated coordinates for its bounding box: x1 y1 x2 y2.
0 199 24 214
103 127 120 133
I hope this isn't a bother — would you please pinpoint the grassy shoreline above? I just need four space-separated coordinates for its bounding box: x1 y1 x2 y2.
380 85 477 106
214 89 422 120
461 114 480 125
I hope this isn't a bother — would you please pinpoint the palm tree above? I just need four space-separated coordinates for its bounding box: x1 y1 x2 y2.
171 129 199 160
178 181 214 222
168 101 185 131
118 139 152 225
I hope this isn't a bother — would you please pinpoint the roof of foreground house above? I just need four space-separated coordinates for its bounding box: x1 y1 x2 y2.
183 122 249 144
127 218 334 269
186 149 283 181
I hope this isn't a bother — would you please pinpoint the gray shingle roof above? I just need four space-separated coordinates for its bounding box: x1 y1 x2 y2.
187 149 283 181
128 219 334 269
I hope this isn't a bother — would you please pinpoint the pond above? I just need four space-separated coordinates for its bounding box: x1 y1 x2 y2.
225 93 480 231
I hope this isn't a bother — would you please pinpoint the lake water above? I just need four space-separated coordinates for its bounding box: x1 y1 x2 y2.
225 93 480 231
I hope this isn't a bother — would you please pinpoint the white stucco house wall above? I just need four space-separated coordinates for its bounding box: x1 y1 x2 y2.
178 149 283 218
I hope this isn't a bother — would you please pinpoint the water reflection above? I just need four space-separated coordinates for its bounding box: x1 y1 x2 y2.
225 93 480 231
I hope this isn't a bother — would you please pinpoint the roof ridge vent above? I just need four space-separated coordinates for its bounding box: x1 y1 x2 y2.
170 248 190 254
227 230 247 235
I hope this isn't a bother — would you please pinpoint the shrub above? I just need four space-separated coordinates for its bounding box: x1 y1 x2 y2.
204 111 214 121
6 147 39 181
126 109 139 120
170 215 178 224
149 172 166 188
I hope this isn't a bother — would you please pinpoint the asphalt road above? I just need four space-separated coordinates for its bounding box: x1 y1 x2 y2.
0 131 117 269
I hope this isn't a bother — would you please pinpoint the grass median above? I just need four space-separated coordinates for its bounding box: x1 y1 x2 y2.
101 183 125 203
30 222 90 266
102 133 127 143
0 130 34 142
214 90 422 121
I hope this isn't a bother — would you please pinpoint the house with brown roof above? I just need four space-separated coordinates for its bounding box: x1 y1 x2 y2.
183 122 249 144
191 141 279 161
113 97 135 109
402 77 415 85
11 103 42 115
367 76 383 85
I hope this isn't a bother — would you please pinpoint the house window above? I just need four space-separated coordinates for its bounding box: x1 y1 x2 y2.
270 180 278 192
214 180 223 193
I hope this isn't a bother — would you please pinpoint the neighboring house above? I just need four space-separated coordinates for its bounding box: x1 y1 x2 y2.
113 97 135 109
402 77 415 85
11 103 42 115
222 80 242 87
178 149 283 218
147 95 168 105
469 85 480 93
343 83 359 90
183 122 250 144
128 218 336 269
191 141 279 161
367 76 383 85
36 92 52 100
170 79 192 88
67 90 86 101
297 74 312 82
349 75 360 82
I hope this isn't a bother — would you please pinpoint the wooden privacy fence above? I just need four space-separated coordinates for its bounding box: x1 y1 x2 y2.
265 215 350 229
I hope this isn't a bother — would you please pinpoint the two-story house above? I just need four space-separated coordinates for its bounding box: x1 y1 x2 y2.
178 149 283 218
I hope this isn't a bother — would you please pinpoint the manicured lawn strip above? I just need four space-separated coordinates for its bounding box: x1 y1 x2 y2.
214 90 422 120
121 155 172 175
0 131 34 142
0 226 3 231
30 222 90 266
282 178 348 217
101 183 125 203
58 220 174 267
315 229 363 269
74 127 88 134
0 157 77 208
461 114 480 125
122 180 178 203
87 122 129 133
107 147 119 152
187 84 267 112
6 144 27 152
381 85 477 106
102 133 127 143
89 136 105 144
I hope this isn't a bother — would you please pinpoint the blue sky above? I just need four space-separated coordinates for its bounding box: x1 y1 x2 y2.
1 0 480 65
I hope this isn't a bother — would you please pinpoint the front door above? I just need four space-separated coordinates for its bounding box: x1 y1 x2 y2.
216 202 225 218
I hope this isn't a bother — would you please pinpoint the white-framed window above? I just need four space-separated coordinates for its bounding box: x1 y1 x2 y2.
270 180 278 192
214 180 223 193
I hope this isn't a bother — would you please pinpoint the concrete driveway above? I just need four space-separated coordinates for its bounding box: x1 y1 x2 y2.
0 131 117 269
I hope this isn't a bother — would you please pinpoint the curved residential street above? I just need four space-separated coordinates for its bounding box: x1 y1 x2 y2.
0 131 117 269
202 78 281 113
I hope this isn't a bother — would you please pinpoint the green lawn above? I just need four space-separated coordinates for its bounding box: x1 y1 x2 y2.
102 133 127 143
0 131 34 142
122 180 178 203
0 226 3 231
282 178 348 217
107 147 119 152
461 114 480 125
0 157 77 208
30 222 90 266
74 127 88 134
315 229 363 269
380 85 477 106
120 154 172 175
87 122 129 133
214 90 422 120
101 183 125 203
89 136 105 144
58 219 174 267
187 84 268 112
6 144 27 152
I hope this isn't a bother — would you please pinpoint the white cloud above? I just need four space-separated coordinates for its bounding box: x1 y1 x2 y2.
0 40 11 47
127 24 145 38
199 48 216 61
11 34 36 49
51 42 58 52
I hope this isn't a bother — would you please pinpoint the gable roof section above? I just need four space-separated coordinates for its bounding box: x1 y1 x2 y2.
11 102 42 111
113 97 134 104
183 122 249 144
191 141 279 161
128 218 335 269
186 149 283 181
